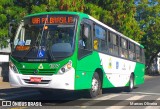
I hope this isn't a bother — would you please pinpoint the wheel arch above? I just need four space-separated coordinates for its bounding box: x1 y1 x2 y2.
131 72 135 80
95 68 104 88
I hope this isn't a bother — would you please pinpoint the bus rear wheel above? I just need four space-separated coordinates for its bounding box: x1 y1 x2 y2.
89 72 102 98
125 74 134 92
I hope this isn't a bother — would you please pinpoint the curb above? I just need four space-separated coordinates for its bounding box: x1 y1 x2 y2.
0 76 11 89
0 76 9 82
145 75 153 79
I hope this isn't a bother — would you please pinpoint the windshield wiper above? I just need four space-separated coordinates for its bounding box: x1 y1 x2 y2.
46 44 56 61
20 46 35 60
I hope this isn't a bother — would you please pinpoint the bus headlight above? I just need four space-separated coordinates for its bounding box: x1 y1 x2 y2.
9 62 18 73
58 60 72 74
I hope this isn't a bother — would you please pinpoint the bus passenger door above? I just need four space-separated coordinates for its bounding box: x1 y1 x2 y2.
76 19 94 90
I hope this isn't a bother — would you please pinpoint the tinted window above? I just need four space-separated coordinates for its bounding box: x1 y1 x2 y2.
93 24 106 52
136 46 140 62
120 38 128 58
129 42 135 60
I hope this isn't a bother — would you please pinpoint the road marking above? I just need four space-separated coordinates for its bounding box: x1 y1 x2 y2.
145 97 160 109
106 95 146 109
95 94 121 100
125 95 146 100
8 107 27 109
76 94 121 108
157 98 160 100
129 92 160 96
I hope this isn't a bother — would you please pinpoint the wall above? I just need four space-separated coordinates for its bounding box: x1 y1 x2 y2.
0 41 11 82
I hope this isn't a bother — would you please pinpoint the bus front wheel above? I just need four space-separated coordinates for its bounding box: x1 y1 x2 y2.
89 72 102 98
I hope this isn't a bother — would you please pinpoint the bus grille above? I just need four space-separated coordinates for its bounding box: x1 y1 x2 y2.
19 69 56 75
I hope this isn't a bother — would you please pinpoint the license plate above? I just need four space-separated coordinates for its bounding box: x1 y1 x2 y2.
30 77 42 83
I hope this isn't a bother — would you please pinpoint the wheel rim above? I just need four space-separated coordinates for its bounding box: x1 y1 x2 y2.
91 78 99 93
130 77 134 89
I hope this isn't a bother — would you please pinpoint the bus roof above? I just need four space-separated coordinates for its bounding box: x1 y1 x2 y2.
24 11 87 18
25 11 143 48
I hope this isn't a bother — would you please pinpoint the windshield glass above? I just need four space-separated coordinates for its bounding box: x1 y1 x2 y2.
11 15 77 62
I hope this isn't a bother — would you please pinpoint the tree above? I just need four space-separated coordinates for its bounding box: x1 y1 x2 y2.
84 0 143 42
0 0 32 48
0 0 14 48
1 0 158 75
0 0 86 47
136 0 160 74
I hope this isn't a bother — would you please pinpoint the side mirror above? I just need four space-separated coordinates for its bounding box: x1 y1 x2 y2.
9 20 17 43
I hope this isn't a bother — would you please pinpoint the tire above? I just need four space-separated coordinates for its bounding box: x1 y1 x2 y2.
125 74 134 92
88 72 102 98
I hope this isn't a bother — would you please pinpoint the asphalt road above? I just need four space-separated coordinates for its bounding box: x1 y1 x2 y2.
0 75 160 109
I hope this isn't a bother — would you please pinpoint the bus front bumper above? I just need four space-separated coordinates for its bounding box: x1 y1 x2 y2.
9 67 75 90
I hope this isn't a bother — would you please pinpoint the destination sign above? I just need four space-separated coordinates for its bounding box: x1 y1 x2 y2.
31 16 75 25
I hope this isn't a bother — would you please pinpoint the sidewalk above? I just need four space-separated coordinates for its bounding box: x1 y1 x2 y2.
0 77 11 89
0 75 155 89
145 75 154 80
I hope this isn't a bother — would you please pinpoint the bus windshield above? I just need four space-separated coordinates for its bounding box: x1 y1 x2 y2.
11 15 77 62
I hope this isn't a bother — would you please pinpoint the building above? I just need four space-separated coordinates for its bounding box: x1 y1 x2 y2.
0 39 11 62
0 40 11 81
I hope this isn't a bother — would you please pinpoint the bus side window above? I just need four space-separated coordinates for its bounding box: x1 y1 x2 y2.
78 21 92 59
136 46 140 62
120 38 128 58
108 32 113 54
129 42 135 60
141 49 145 64
108 32 118 56
93 24 106 53
79 23 92 50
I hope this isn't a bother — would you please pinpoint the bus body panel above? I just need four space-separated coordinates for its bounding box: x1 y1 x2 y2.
134 63 145 85
9 52 77 90
99 53 136 87
75 51 101 90
9 11 145 92
75 51 141 90
9 64 75 90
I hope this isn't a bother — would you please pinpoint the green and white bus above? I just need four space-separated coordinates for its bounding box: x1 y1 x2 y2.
9 11 145 98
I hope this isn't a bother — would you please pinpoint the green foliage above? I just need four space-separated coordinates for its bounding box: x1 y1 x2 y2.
136 0 160 67
32 4 48 13
85 3 103 20
57 0 85 12
84 0 143 42
0 0 159 67
47 0 59 11
0 0 13 5
0 0 14 48
0 29 8 48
